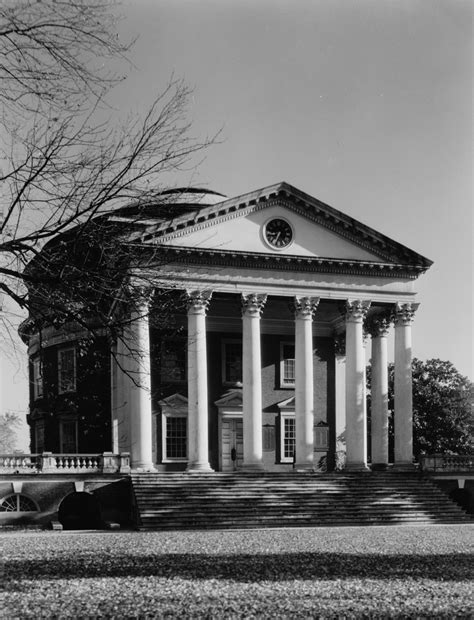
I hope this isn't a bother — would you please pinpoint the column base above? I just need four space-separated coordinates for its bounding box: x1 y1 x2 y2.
132 464 157 473
240 462 265 472
186 462 214 473
344 462 370 472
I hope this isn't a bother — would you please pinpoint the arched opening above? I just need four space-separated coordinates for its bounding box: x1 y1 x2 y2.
0 494 39 512
58 492 101 530
449 488 471 513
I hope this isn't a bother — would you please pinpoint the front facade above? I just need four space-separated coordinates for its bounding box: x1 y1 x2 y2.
22 182 433 473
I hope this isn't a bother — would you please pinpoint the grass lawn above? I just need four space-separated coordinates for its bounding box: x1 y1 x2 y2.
2 524 473 618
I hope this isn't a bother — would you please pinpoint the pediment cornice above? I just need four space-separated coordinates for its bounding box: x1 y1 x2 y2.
130 182 432 270
131 243 427 279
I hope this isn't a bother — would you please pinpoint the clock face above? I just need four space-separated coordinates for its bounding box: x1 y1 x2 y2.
265 218 293 249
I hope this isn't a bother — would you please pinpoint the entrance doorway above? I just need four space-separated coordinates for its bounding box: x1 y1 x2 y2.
221 418 243 471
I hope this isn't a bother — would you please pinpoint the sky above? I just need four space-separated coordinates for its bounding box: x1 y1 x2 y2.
1 0 472 447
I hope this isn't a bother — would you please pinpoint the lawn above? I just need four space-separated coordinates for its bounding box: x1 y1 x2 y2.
2 524 473 618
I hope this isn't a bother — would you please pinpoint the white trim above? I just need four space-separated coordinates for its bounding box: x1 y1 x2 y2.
57 346 76 394
280 341 296 388
280 412 296 463
161 411 188 462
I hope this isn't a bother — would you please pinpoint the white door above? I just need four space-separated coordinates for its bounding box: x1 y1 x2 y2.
221 418 243 471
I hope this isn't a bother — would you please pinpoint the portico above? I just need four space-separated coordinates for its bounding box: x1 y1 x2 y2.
113 285 420 473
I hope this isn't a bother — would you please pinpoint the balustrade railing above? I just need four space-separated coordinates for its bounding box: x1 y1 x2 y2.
419 454 474 473
0 452 130 474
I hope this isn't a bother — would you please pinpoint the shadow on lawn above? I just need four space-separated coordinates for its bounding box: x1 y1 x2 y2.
5 552 472 582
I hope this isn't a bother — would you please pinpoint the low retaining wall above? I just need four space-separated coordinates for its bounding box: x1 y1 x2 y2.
0 475 134 528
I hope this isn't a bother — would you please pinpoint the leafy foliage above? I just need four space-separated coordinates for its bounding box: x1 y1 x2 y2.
0 410 21 452
367 358 473 457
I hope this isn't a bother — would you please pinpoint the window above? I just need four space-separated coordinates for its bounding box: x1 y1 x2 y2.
0 494 38 512
222 340 242 385
280 342 295 387
315 423 329 451
60 419 78 453
280 414 295 462
35 421 45 453
32 357 43 399
161 340 186 382
58 347 76 394
162 415 187 461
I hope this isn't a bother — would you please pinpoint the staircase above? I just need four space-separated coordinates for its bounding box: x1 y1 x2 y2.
131 472 472 530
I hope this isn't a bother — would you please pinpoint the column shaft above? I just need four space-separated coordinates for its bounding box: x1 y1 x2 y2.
110 342 119 454
394 303 419 467
242 293 267 470
294 297 319 469
369 316 391 468
345 300 371 470
127 300 154 470
334 335 346 465
187 290 213 472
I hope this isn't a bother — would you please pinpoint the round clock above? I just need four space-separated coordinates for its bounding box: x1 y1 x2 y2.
264 218 293 249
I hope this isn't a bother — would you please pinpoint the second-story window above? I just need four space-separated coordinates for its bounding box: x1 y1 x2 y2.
280 342 295 387
32 357 43 399
160 340 186 383
222 340 242 385
58 347 76 394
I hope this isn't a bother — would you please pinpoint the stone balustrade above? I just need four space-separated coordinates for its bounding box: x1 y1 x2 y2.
419 454 474 473
0 452 130 474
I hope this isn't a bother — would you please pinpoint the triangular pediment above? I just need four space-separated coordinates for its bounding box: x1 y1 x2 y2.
137 182 432 270
214 390 243 408
158 393 188 410
277 396 296 410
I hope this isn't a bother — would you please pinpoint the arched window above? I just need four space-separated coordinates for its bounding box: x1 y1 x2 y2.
0 494 39 512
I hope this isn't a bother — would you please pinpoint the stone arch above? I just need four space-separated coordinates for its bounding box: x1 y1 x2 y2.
58 491 101 529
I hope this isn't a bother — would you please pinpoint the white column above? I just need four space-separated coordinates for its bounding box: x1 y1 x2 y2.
126 296 155 471
293 296 320 470
368 315 391 469
110 341 119 454
394 302 419 468
241 293 267 471
334 334 347 466
186 290 213 472
345 299 371 471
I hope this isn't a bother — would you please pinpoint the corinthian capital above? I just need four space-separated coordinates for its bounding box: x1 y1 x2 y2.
367 314 392 338
345 299 371 324
292 296 320 319
241 293 267 317
394 302 420 326
185 290 213 315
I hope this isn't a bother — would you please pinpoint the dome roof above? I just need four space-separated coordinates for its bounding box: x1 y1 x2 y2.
158 187 226 206
109 187 227 221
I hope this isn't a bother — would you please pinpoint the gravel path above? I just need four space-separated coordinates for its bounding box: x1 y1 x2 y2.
2 524 473 618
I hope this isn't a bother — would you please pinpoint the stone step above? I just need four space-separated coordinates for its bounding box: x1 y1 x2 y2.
131 472 472 530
